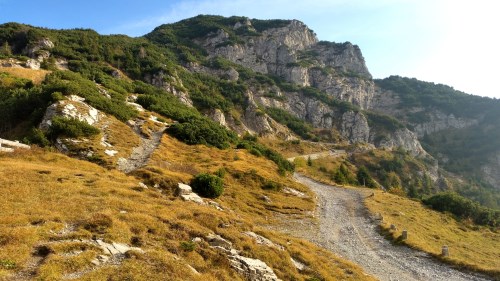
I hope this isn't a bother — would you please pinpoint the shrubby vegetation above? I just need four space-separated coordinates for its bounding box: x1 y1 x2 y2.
376 76 499 118
423 192 500 227
356 166 378 188
47 116 100 138
190 173 224 198
166 117 237 149
333 163 357 185
265 107 314 139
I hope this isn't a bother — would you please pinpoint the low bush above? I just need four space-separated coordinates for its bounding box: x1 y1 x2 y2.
423 192 499 227
190 173 224 198
48 116 100 138
262 180 283 191
166 117 237 149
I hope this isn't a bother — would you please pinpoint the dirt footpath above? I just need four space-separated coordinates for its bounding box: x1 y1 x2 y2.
294 174 490 281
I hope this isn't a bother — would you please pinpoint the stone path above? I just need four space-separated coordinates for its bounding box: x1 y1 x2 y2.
117 120 166 173
294 174 491 281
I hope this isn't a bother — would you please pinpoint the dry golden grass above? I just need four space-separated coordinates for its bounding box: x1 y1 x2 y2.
0 143 374 280
260 138 337 158
0 67 50 84
365 190 500 278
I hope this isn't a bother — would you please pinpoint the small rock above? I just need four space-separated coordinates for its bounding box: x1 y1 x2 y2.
282 187 307 198
290 257 308 271
138 182 148 189
206 233 232 251
180 193 204 205
104 150 118 156
192 237 203 243
176 183 192 195
260 195 272 203
244 231 284 251
229 254 281 281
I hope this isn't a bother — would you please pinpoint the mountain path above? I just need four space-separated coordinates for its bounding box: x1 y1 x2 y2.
116 120 165 173
293 173 490 281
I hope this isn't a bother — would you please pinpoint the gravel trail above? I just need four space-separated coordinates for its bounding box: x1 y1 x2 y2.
117 122 165 173
294 173 490 281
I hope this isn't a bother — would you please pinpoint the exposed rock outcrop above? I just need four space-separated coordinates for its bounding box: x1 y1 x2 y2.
144 71 193 107
481 152 500 190
373 128 427 157
199 19 374 109
341 111 370 143
39 95 103 131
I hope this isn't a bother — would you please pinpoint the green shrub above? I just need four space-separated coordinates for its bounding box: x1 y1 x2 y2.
48 116 100 138
423 192 499 227
190 173 224 198
0 260 16 270
262 180 283 191
166 117 236 149
356 166 377 188
180 241 196 252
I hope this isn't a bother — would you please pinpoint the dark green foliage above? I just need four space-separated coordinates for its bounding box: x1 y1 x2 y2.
423 192 500 227
25 128 50 147
180 72 248 112
376 76 498 118
43 71 137 121
307 156 313 166
266 107 314 139
0 73 50 135
48 116 100 138
333 163 357 185
366 111 405 133
180 241 196 252
262 180 283 191
190 173 224 198
251 19 291 32
166 117 237 149
356 166 377 188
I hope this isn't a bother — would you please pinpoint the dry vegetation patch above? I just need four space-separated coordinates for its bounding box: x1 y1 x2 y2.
0 146 374 280
0 67 50 84
365 190 500 278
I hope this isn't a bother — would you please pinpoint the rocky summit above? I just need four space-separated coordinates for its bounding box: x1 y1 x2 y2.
0 15 499 281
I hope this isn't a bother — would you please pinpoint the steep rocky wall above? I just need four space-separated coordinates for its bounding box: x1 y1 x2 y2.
199 19 375 109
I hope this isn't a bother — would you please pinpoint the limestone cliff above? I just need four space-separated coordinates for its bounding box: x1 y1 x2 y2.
198 19 374 109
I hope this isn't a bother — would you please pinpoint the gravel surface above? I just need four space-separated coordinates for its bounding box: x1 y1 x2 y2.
294 173 491 281
117 124 165 173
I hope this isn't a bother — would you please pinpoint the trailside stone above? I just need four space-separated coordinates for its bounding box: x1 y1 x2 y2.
229 254 282 281
244 231 284 251
176 183 192 195
206 233 232 251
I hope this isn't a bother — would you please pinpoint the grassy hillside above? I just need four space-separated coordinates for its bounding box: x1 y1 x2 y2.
365 190 500 278
0 148 375 281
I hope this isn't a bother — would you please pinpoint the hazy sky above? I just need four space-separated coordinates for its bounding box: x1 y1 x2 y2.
1 0 498 98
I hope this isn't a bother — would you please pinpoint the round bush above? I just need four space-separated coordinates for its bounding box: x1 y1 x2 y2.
190 173 224 198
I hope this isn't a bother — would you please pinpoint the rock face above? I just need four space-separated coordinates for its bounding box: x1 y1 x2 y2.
481 152 500 190
341 111 370 143
39 95 103 130
199 19 374 109
374 128 427 157
371 88 480 137
229 254 282 281
206 233 281 281
144 71 193 107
